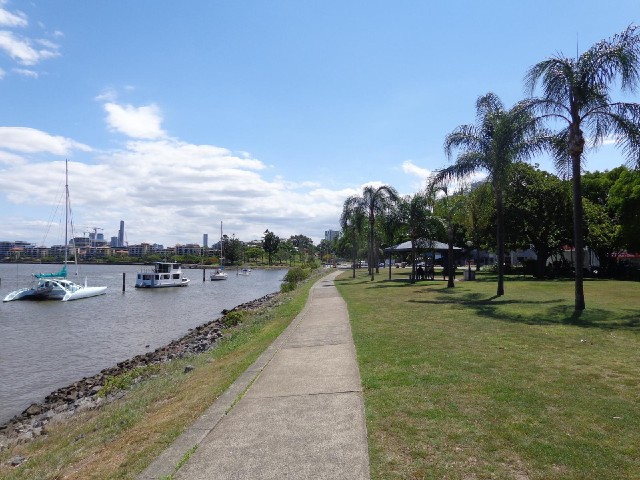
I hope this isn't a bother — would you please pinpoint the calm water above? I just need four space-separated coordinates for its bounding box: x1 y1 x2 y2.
0 263 286 424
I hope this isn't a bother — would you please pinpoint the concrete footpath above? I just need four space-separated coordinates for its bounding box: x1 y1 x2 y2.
139 270 370 479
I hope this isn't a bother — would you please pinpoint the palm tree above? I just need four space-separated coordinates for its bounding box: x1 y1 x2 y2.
434 92 546 296
399 193 445 283
426 183 461 288
525 25 640 311
362 185 400 280
340 195 366 279
345 185 399 281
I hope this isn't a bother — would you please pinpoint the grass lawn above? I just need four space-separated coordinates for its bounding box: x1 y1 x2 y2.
336 268 640 480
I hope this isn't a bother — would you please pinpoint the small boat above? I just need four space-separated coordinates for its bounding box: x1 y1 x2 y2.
210 221 228 281
135 262 190 288
3 161 107 302
237 267 252 276
210 268 228 281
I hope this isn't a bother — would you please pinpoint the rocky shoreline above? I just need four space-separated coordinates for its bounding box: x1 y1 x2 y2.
0 292 279 452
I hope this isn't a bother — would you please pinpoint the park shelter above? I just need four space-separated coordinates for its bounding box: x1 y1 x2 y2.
384 240 462 265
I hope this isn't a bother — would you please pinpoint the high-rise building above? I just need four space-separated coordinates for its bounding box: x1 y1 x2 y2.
203 233 209 248
118 220 125 247
325 229 340 242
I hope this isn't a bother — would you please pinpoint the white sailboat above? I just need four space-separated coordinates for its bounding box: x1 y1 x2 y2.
3 160 108 302
210 221 228 281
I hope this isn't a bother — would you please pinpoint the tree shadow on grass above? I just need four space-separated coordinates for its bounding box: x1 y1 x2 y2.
409 290 640 331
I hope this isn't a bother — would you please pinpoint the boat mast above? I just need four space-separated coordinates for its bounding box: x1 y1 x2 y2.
65 159 69 267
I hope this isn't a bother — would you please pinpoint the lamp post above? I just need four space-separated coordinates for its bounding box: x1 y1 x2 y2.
466 240 473 280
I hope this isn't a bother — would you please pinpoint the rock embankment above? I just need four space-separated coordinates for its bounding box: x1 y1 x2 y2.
0 292 278 451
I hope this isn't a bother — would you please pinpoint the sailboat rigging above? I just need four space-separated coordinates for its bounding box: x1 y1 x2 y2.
3 160 108 302
210 221 228 281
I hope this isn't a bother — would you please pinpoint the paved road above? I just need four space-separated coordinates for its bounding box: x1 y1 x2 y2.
139 270 370 479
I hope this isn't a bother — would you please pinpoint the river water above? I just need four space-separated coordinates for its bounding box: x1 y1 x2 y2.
0 263 286 424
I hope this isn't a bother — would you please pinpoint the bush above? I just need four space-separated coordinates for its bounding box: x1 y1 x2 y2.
99 364 159 397
283 267 309 284
280 266 311 292
222 310 245 327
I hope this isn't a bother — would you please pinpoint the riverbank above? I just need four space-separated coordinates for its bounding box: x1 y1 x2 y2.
0 293 278 452
0 268 323 477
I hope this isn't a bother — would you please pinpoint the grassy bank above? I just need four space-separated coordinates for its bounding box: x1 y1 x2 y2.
336 269 640 480
0 269 325 479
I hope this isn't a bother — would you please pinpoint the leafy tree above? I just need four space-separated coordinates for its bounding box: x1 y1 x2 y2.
262 230 280 266
609 167 640 252
289 234 315 262
244 246 263 264
435 92 546 295
525 25 640 310
464 182 495 270
583 197 620 275
222 234 244 265
502 163 573 277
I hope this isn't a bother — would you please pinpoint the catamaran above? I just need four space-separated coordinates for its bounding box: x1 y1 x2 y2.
3 161 108 302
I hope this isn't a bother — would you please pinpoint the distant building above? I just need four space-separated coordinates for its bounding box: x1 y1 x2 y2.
324 229 340 242
117 220 125 247
203 234 209 248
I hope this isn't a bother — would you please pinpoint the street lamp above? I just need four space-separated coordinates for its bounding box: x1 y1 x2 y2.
466 240 473 280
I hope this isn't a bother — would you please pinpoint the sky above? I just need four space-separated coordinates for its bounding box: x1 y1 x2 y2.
0 1 637 247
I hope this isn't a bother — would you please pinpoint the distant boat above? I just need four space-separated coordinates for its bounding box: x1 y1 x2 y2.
210 221 228 281
135 262 190 288
237 267 252 276
3 161 107 302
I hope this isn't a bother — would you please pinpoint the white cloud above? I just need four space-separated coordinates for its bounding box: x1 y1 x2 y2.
13 67 37 78
402 159 432 181
104 102 165 139
0 131 348 246
0 149 25 165
0 30 59 66
0 127 91 155
0 4 27 28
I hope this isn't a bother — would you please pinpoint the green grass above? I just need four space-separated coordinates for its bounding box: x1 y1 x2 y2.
0 269 326 480
336 269 640 480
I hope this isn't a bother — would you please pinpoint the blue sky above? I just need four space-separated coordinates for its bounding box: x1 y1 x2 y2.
0 1 637 247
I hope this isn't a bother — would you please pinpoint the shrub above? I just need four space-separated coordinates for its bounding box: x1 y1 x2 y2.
222 310 245 327
99 364 159 397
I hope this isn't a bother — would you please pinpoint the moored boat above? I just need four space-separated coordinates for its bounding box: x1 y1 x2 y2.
210 221 228 281
3 161 107 302
135 262 190 288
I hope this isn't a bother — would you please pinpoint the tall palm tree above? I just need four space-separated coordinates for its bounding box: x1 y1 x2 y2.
525 25 640 311
340 195 366 279
399 192 445 283
362 185 400 280
434 92 546 296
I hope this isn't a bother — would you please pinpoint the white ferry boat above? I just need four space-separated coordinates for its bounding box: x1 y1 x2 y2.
135 262 190 288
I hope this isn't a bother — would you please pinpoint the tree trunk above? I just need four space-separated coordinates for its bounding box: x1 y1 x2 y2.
411 240 416 283
351 227 356 279
369 213 375 281
495 187 505 296
447 223 455 288
572 153 586 310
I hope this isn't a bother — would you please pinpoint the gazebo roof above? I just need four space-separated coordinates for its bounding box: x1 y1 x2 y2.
384 240 461 253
